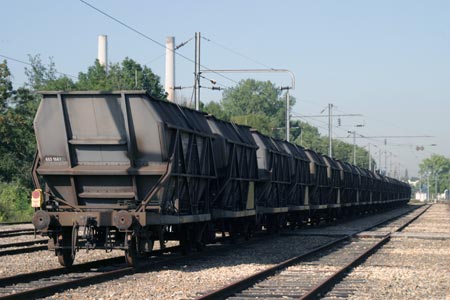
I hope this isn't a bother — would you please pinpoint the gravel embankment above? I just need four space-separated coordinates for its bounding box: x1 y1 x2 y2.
324 203 450 300
0 249 124 278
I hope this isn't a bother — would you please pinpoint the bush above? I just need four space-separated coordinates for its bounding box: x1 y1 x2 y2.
0 181 33 222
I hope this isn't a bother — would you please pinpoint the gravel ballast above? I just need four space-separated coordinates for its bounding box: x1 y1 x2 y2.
323 203 450 300
42 206 418 300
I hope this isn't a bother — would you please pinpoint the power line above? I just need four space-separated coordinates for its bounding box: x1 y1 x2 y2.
202 35 273 69
0 54 78 79
79 0 238 85
145 36 195 65
144 53 165 65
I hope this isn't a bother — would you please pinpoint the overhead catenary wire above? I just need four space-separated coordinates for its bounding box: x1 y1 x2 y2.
0 53 78 79
145 36 194 66
79 0 239 85
202 35 273 69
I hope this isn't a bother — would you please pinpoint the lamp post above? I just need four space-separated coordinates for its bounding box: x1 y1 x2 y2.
347 124 364 165
434 167 443 203
348 130 357 165
426 171 431 203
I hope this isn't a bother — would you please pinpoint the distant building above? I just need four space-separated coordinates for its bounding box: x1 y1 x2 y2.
415 192 427 202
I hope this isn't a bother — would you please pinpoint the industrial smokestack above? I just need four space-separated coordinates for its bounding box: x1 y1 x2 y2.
97 35 108 72
165 36 175 102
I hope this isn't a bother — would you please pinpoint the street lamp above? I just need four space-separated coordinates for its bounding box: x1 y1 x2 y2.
434 167 443 203
424 171 431 203
348 124 364 165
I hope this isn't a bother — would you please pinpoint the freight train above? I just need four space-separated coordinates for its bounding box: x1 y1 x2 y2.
30 91 410 266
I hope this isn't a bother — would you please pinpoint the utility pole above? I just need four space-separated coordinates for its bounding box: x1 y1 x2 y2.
194 32 201 111
378 150 381 173
368 143 372 171
389 152 393 177
384 139 387 175
348 130 357 165
352 131 356 164
328 103 333 157
435 174 438 202
300 110 361 157
280 86 291 142
286 89 290 142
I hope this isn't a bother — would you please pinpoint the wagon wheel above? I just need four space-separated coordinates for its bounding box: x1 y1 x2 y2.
125 235 140 266
194 224 206 252
57 229 75 267
243 221 253 241
58 249 74 267
179 227 192 255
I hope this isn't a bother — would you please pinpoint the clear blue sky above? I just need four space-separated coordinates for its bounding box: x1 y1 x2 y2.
1 0 449 177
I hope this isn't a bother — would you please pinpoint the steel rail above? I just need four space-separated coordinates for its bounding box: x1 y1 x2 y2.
0 229 34 237
299 204 431 300
0 230 286 299
195 204 429 300
0 222 31 226
0 238 238 300
0 239 47 249
0 245 47 256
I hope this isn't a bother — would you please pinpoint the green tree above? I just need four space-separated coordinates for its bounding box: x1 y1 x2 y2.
0 87 39 186
0 60 14 113
24 54 75 91
77 58 166 99
222 79 282 116
220 79 293 138
203 101 230 121
232 114 275 136
0 181 33 222
0 61 38 221
293 121 327 153
419 154 450 193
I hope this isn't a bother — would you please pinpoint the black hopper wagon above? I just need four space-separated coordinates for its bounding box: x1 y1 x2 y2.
30 91 410 266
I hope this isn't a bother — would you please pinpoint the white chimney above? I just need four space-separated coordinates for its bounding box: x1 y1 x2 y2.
97 35 108 71
165 36 175 102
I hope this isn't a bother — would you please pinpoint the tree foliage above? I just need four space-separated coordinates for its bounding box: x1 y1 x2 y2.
25 55 75 91
0 181 33 222
418 154 450 193
203 101 229 121
0 60 14 113
77 58 166 99
220 79 293 138
0 61 38 186
0 61 40 221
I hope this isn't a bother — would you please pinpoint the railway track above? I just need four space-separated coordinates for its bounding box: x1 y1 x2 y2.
0 229 34 238
0 244 183 300
0 205 424 300
0 225 46 256
194 205 429 300
321 203 450 299
0 222 31 226
0 240 48 256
